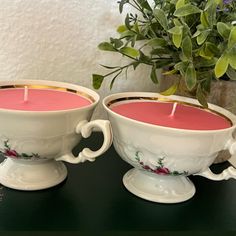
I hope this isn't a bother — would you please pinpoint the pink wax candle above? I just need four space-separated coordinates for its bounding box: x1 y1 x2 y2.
0 88 92 111
111 101 232 130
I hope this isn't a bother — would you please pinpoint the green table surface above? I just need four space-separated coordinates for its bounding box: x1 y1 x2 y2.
0 132 236 236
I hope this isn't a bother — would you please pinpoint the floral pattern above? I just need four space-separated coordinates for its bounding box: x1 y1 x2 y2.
135 151 188 176
0 140 40 160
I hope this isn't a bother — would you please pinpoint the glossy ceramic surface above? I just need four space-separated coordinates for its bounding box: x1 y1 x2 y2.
103 92 236 203
0 80 112 190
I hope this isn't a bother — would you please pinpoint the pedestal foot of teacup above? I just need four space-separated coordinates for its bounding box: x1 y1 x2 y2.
0 158 67 191
123 168 195 203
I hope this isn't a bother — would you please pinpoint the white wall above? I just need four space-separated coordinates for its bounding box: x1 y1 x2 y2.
0 0 158 118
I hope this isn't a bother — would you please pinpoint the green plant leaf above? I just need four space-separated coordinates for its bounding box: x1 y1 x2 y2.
119 30 136 38
214 0 221 4
120 47 140 58
174 4 201 17
155 59 173 68
125 14 131 30
92 74 104 89
228 47 236 70
200 12 209 28
133 22 140 34
197 30 210 45
228 27 236 49
205 42 220 56
110 70 122 89
168 26 182 35
139 51 151 63
199 71 212 93
136 0 152 11
162 69 178 75
161 83 178 96
217 22 231 39
153 9 168 30
195 57 216 68
196 85 208 107
185 63 197 90
176 0 185 9
226 66 236 80
110 38 123 48
147 38 167 47
214 54 229 78
173 33 183 48
117 25 127 33
132 62 140 70
150 64 158 84
100 64 120 69
199 47 212 60
119 0 129 13
199 42 216 59
205 1 217 28
182 36 192 59
174 61 188 76
173 18 182 26
192 30 201 38
151 48 170 55
98 42 116 51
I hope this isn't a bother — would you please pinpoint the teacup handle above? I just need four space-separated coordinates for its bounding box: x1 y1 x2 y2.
194 138 236 180
194 166 236 180
56 120 112 164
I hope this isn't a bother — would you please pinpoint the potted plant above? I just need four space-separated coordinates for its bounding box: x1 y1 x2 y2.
92 0 236 107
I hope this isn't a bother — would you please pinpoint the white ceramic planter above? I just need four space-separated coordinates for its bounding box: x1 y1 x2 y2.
103 92 236 203
0 80 112 191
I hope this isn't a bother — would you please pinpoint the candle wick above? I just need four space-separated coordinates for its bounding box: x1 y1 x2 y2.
169 102 177 118
24 86 28 102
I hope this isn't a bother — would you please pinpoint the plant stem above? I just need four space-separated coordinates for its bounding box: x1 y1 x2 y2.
103 62 136 78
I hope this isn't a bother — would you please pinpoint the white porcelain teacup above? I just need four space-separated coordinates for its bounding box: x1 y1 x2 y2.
0 80 112 190
103 92 236 203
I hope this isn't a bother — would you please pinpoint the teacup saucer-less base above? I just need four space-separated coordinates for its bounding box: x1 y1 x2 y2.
0 158 67 191
123 168 196 203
